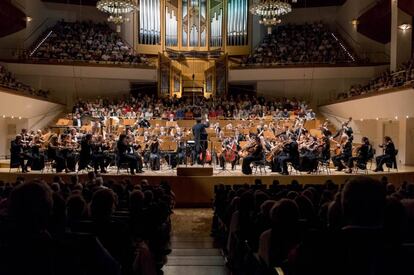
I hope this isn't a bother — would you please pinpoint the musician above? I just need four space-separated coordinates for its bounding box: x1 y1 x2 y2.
73 113 83 127
78 134 93 172
117 134 141 175
47 135 66 173
219 137 237 170
299 136 319 173
320 122 332 137
332 135 353 172
277 135 299 175
374 136 396 172
30 135 45 171
148 135 161 170
10 135 33 173
138 118 151 128
241 135 263 175
332 118 353 139
346 136 372 173
192 115 210 165
320 136 331 163
60 134 78 172
20 128 31 144
92 135 111 173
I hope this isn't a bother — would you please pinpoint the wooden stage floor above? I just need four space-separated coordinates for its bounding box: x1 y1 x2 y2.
1 165 414 207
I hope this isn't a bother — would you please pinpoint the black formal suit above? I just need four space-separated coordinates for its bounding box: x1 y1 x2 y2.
10 140 32 171
242 143 263 175
73 118 82 127
117 141 138 174
348 143 371 169
375 142 396 171
332 140 353 171
277 141 299 174
78 139 92 171
192 120 210 164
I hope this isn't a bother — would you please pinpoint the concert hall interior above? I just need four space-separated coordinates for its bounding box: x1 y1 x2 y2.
1 0 414 274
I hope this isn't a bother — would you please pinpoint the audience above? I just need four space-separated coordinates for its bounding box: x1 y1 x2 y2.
0 65 50 98
213 176 414 275
242 22 355 66
29 20 149 65
337 58 414 100
72 93 316 121
0 175 174 275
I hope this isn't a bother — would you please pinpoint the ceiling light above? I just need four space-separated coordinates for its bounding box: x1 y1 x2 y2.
250 0 294 34
25 16 33 22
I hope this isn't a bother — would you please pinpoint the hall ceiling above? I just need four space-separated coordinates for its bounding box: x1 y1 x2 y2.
41 0 347 8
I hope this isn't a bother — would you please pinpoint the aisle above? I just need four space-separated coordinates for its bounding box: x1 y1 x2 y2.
163 209 228 275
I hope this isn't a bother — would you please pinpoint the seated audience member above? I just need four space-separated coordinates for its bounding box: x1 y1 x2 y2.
258 199 300 268
1 181 120 275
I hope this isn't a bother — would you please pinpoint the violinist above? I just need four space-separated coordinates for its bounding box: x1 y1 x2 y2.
346 136 372 173
241 135 263 175
374 136 396 172
277 135 299 175
78 134 93 172
117 134 142 175
30 135 45 171
10 135 33 173
47 135 66 173
320 136 331 164
332 135 353 172
148 135 161 170
92 135 111 173
60 134 78 172
299 136 319 173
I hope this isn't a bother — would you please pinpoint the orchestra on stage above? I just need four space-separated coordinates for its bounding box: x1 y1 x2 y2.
9 111 398 176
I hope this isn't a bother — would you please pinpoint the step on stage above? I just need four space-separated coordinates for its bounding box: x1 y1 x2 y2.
0 165 413 207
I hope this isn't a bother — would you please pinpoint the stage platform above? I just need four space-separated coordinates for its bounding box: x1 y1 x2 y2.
1 165 413 207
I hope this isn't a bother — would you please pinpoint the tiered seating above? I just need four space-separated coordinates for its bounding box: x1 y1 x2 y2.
0 64 50 98
212 177 414 275
336 58 414 101
0 176 174 274
27 20 149 65
242 22 356 66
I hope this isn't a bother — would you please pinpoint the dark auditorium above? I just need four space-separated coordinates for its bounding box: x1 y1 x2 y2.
1 0 414 274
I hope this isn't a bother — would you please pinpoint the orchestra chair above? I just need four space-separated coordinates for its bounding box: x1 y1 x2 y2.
114 149 131 174
42 156 55 173
317 160 331 175
252 153 267 175
160 141 175 170
9 151 21 173
288 162 302 175
386 149 399 172
367 148 376 170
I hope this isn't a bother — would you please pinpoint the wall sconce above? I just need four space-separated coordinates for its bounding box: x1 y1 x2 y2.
25 16 33 22
398 23 412 31
351 19 359 27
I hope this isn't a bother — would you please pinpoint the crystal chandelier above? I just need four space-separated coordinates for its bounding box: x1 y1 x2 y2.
96 0 138 32
250 0 295 34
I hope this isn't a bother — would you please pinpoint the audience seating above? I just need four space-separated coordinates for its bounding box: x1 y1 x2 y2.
0 176 174 275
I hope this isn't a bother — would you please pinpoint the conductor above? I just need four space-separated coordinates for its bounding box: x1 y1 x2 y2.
192 114 210 165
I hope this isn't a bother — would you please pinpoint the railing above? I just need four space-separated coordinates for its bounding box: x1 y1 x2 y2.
333 22 390 63
23 18 54 49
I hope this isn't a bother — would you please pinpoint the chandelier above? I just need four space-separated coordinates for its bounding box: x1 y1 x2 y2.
96 0 138 32
250 0 295 34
